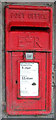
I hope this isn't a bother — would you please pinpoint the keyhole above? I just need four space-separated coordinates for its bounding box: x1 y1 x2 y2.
16 80 18 84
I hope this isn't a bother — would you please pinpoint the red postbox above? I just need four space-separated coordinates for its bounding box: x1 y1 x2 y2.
5 5 52 115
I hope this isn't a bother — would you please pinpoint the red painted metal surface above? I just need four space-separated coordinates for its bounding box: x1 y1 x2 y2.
5 5 52 115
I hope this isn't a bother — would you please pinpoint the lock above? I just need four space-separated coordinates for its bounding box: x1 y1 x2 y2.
26 53 33 59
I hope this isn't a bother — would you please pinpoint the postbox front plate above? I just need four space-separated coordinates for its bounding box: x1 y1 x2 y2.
6 52 52 115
